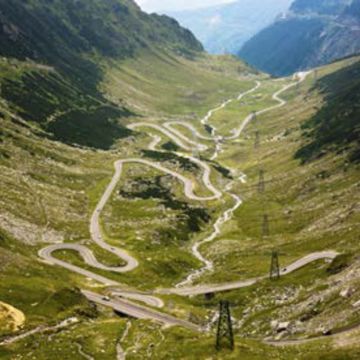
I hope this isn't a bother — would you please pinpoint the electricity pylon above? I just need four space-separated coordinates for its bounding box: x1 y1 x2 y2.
216 300 234 351
252 111 257 126
270 250 280 280
262 214 269 238
254 130 260 149
258 169 265 193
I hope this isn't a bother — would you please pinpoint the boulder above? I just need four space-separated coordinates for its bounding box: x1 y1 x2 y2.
276 321 290 333
270 320 278 329
340 288 354 298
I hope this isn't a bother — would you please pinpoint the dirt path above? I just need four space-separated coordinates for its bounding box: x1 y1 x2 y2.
0 317 78 346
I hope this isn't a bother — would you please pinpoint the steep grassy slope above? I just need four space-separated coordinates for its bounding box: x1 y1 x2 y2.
0 0 204 148
191 56 360 343
1 57 359 359
102 51 256 116
296 60 360 163
0 0 258 352
0 0 202 80
0 0 359 359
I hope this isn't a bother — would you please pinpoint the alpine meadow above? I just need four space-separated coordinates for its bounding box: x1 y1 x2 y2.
0 0 359 359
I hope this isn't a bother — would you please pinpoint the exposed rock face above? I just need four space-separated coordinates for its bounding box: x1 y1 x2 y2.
238 0 360 76
340 287 355 298
276 321 290 333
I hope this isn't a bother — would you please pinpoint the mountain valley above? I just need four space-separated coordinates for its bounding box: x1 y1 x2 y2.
0 0 359 359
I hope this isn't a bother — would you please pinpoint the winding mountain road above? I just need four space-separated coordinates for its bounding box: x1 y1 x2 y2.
163 251 338 296
225 73 309 140
82 290 200 332
37 71 342 338
176 72 311 283
164 121 214 141
128 122 207 152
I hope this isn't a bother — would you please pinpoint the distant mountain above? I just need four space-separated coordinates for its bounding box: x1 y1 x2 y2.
238 0 360 76
291 0 352 15
166 0 292 54
344 0 360 19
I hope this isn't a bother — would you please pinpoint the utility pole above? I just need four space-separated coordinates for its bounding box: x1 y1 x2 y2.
216 300 234 351
258 169 265 193
262 214 270 238
252 111 257 126
254 130 260 149
270 250 280 280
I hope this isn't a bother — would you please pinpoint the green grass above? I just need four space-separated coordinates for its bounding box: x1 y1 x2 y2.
295 59 360 163
199 57 360 285
0 232 97 337
102 51 256 117
1 17 360 359
167 58 360 346
2 313 359 359
208 79 287 134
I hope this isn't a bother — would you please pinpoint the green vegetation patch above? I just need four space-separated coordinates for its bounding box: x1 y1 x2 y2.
161 141 180 152
120 175 210 235
326 254 353 275
141 150 199 172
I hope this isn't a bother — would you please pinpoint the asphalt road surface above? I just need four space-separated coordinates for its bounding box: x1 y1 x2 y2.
37 71 342 336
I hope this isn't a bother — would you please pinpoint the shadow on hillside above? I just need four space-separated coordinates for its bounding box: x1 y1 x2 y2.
47 106 133 150
295 60 360 164
2 71 134 150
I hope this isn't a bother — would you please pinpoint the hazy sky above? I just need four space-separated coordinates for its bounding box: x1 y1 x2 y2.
135 0 235 12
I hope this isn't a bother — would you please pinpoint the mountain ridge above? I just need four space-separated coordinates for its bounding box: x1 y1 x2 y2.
238 0 360 76
165 0 292 54
0 1 360 358
0 0 206 149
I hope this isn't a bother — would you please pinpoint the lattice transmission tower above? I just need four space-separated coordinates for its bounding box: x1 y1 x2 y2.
270 250 280 280
216 300 234 351
258 169 265 193
254 130 260 149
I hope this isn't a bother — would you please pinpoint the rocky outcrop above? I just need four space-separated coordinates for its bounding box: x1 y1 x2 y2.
238 0 360 76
